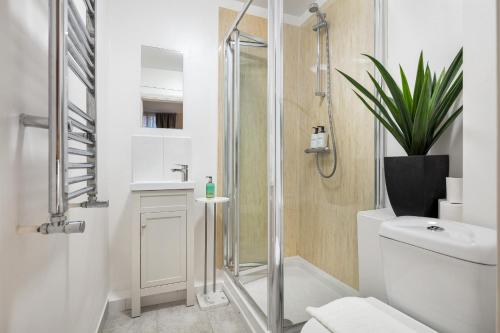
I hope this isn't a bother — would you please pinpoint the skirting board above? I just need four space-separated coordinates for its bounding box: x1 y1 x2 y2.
95 297 109 333
106 280 225 316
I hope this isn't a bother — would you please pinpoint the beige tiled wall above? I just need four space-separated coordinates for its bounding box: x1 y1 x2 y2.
293 0 375 289
217 0 375 289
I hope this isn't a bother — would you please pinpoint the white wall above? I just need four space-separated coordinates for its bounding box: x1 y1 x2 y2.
462 0 498 229
386 0 499 230
386 0 464 177
104 0 220 296
0 1 109 333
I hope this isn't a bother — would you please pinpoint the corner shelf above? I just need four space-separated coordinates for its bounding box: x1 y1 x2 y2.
304 147 330 154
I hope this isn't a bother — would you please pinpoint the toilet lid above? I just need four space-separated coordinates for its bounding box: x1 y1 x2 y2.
379 217 497 265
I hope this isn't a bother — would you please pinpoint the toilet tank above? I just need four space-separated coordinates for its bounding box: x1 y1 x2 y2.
379 217 497 333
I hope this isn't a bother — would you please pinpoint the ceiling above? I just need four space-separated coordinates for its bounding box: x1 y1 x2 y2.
237 0 314 17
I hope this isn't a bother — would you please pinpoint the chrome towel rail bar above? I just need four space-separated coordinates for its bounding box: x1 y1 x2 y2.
69 25 95 59
69 101 94 122
20 0 107 234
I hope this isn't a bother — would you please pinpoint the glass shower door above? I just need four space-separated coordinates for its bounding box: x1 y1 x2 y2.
224 30 269 299
237 38 268 276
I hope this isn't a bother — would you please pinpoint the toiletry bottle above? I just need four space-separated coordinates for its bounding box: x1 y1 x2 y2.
317 126 329 149
311 127 319 149
206 176 215 198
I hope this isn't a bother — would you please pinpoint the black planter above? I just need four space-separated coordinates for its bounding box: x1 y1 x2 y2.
384 155 449 217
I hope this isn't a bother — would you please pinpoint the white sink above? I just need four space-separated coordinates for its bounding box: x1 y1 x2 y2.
130 181 195 191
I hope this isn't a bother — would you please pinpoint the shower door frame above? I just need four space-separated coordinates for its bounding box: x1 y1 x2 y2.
223 0 388 332
222 0 271 327
266 1 388 332
266 0 284 332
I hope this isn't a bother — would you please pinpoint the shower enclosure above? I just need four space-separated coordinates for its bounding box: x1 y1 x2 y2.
221 0 385 332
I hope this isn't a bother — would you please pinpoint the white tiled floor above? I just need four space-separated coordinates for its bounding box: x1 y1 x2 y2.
102 300 251 333
242 263 344 325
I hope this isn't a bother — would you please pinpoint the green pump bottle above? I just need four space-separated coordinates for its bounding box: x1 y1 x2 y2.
206 176 215 198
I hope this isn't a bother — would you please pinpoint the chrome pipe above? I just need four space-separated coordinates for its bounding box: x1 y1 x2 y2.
268 0 285 331
69 116 95 133
213 204 217 293
68 162 95 169
68 147 95 157
204 203 208 294
68 0 94 44
80 200 108 208
85 2 98 202
68 101 94 124
20 114 49 129
230 41 267 48
68 186 95 200
67 174 94 185
69 25 95 60
68 36 94 69
223 41 234 269
69 57 95 91
49 0 69 219
374 0 387 209
38 220 86 234
233 29 241 278
224 0 254 42
68 40 95 79
68 132 94 145
239 31 267 45
314 15 325 97
84 0 95 16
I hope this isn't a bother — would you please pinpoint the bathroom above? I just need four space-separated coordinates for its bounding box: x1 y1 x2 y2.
0 0 498 332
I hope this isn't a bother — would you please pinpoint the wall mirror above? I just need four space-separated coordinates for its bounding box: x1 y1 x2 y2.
141 46 183 129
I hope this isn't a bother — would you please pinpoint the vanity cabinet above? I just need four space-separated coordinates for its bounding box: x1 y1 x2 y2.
131 189 194 317
141 211 186 288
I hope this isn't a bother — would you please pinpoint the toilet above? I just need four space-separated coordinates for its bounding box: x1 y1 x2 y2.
302 216 497 333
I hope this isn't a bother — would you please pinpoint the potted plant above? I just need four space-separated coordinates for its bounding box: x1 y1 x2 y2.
338 49 463 217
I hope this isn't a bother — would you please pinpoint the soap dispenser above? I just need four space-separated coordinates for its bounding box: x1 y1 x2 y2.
310 127 319 149
206 176 215 198
316 126 329 149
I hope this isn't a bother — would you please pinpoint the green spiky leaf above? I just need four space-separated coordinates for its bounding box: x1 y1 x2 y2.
337 48 463 156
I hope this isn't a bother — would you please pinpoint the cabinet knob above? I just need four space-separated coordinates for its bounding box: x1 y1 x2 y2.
141 224 147 229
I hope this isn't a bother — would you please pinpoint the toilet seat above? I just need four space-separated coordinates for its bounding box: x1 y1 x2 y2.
301 297 437 333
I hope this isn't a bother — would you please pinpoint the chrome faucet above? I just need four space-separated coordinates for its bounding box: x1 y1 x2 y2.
171 164 189 182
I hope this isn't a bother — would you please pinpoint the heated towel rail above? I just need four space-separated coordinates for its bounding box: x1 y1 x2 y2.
20 0 108 234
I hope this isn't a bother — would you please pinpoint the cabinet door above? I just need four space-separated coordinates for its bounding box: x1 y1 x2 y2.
141 211 186 288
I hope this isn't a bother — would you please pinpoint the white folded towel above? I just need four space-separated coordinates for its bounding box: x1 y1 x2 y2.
306 297 416 333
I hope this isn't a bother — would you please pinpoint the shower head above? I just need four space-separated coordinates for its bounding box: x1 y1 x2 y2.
310 2 327 31
309 3 320 13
